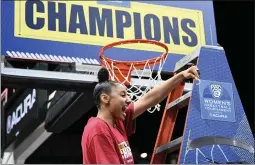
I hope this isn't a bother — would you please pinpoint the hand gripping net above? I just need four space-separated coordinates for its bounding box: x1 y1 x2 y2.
99 39 169 113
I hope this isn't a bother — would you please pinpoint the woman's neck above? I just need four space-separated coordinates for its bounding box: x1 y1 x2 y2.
97 108 115 126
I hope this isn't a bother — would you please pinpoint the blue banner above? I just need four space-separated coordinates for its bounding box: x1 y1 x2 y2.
1 0 217 72
199 80 236 122
97 1 131 8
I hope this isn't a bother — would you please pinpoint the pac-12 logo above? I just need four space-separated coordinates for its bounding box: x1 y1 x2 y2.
210 84 222 99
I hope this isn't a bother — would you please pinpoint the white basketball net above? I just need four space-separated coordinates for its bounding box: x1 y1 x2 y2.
101 55 168 113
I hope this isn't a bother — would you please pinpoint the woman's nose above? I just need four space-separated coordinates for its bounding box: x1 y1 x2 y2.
126 96 132 104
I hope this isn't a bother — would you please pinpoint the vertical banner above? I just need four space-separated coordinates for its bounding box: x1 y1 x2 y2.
5 89 37 145
3 88 48 149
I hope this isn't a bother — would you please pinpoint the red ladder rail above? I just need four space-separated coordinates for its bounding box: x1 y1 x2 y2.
150 81 185 164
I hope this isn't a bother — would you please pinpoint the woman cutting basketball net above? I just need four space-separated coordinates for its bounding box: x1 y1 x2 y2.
82 66 199 164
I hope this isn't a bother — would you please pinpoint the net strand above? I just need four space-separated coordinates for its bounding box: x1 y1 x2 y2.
183 130 229 164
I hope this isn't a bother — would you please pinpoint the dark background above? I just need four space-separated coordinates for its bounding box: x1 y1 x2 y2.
22 1 255 164
213 1 254 130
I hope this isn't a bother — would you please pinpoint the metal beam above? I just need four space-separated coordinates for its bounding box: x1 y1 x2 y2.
1 60 193 92
1 62 97 91
12 122 52 164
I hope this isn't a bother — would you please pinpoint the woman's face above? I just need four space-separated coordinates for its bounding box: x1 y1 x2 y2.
108 84 132 121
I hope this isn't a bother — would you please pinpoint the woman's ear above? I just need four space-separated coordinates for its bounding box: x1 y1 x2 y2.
100 93 110 105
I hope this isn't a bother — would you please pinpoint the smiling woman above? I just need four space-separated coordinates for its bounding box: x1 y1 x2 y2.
81 61 199 164
81 67 136 164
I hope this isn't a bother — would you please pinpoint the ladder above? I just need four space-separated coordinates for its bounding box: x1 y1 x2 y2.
150 51 199 164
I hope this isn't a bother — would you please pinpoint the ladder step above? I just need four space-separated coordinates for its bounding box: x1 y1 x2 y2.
184 83 193 92
156 136 183 154
150 83 186 164
166 91 192 111
174 47 200 72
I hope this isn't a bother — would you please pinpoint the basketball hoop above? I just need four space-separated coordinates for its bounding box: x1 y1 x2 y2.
99 39 169 113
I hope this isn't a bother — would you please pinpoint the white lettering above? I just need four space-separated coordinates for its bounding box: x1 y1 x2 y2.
204 98 231 106
212 114 227 118
24 93 32 113
15 104 22 124
6 89 36 134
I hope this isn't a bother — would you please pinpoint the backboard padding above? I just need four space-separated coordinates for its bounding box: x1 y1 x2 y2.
179 46 254 164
